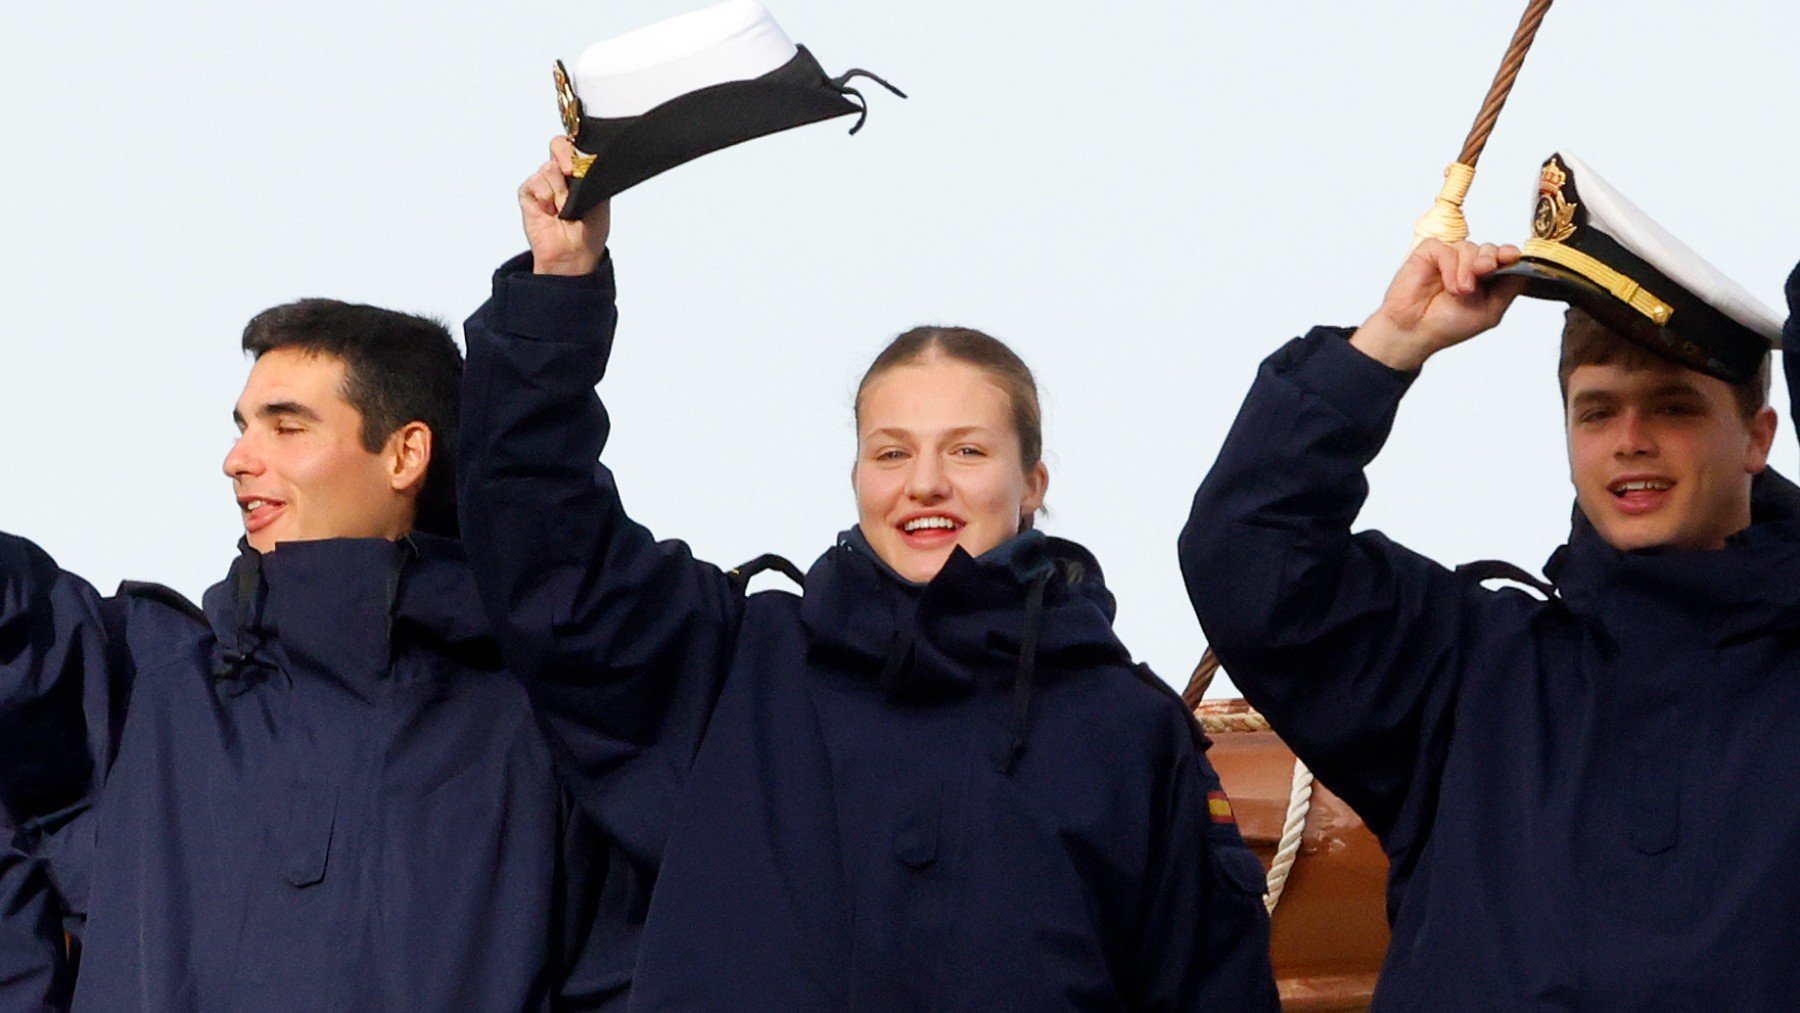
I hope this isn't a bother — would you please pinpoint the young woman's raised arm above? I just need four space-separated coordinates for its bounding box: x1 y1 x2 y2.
458 147 743 868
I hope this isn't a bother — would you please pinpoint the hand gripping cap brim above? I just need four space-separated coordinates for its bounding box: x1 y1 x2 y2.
558 45 863 220
1496 152 1782 384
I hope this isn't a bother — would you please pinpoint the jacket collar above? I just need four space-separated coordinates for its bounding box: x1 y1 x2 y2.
799 526 1128 774
1545 470 1800 644
799 526 1126 693
203 534 491 701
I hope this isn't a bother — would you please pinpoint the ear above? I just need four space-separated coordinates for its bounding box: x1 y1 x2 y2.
387 422 433 496
1020 461 1049 520
1745 406 1779 474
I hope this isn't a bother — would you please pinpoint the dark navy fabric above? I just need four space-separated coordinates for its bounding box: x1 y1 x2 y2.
458 253 1278 1011
0 532 636 1010
0 827 70 1010
1182 325 1800 1011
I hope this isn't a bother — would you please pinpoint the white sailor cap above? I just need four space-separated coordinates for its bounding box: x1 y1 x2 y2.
551 0 902 219
1498 152 1782 383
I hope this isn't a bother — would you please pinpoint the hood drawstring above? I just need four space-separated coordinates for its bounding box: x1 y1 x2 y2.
878 626 916 696
999 567 1053 775
216 551 266 681
384 537 415 653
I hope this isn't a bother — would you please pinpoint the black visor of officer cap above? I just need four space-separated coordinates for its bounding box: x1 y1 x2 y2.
1496 152 1782 384
552 0 902 220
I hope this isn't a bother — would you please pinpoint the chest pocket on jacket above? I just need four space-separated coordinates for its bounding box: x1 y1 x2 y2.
238 781 342 986
893 789 940 870
281 782 338 887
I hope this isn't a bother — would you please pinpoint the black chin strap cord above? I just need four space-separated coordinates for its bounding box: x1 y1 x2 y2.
829 68 907 134
999 567 1052 775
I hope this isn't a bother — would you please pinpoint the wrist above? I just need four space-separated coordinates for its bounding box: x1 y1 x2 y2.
1349 314 1433 372
532 248 604 277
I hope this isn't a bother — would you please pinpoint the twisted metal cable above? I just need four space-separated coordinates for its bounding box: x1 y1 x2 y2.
1458 0 1557 168
1415 0 1557 246
1182 648 1221 712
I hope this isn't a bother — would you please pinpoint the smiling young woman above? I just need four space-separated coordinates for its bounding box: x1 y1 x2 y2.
452 140 1279 1009
852 327 1049 583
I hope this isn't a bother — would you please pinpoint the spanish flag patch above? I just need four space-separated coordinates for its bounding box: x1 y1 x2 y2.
1207 791 1236 825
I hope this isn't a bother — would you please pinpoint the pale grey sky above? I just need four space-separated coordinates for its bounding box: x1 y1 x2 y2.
4 2 1798 696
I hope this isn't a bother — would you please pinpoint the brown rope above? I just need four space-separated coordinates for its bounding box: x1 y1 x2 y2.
1457 0 1557 168
1182 648 1220 711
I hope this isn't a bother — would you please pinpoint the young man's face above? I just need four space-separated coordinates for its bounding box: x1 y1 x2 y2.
1565 360 1777 552
223 348 420 553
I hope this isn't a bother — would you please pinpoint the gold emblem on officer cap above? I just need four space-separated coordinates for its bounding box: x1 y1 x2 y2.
554 60 582 140
1532 155 1578 244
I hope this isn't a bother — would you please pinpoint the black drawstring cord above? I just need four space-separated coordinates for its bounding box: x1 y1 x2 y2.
829 68 907 134
216 550 265 681
878 626 916 696
999 567 1052 775
385 537 415 650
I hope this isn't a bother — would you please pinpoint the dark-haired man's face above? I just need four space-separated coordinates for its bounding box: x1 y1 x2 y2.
1566 360 1777 552
223 348 423 553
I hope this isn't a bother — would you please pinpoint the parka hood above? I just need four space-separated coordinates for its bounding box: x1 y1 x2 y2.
1547 469 1800 644
203 534 494 701
801 527 1124 676
800 527 1129 773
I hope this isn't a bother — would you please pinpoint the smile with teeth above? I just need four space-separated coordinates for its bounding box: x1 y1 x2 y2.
903 516 960 532
242 498 271 513
1612 479 1673 495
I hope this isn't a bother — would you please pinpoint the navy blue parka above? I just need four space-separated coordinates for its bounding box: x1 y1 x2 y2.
1183 323 1800 1010
0 826 69 1009
458 253 1278 1011
0 532 634 1010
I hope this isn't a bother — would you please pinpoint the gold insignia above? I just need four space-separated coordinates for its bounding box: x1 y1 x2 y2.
1522 238 1674 325
1532 157 1578 243
1539 156 1568 193
554 60 582 140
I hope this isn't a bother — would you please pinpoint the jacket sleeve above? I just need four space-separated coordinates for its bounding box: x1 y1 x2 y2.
1178 328 1472 845
0 827 72 1012
1127 731 1279 1011
459 253 743 867
0 533 127 828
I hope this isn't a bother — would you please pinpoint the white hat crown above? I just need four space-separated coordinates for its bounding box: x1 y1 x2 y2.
574 0 799 119
1557 153 1782 343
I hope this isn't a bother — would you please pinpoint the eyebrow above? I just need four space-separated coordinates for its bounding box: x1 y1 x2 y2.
1569 382 1707 410
864 425 992 440
232 400 322 427
1645 382 1707 400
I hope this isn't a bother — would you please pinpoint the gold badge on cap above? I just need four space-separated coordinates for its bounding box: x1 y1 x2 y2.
554 60 582 139
1532 156 1578 244
553 60 598 180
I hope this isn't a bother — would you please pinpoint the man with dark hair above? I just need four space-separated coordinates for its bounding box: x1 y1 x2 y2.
1182 152 1800 1008
0 296 630 1009
239 298 463 539
1560 304 1772 422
